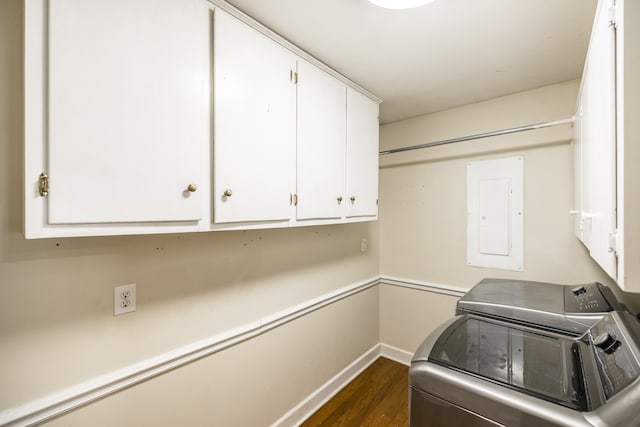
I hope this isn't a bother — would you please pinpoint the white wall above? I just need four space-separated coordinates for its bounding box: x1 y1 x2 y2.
378 81 639 354
0 1 379 425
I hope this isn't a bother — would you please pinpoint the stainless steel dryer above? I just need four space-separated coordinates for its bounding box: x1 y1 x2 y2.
409 311 640 427
456 278 626 336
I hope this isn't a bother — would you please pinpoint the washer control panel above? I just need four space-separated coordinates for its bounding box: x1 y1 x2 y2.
564 283 612 314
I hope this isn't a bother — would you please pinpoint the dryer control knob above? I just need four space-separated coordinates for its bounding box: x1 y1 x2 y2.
594 332 618 353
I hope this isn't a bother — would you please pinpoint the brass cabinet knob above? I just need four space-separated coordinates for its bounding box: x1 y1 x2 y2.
187 183 197 192
350 196 356 203
337 196 343 204
224 189 233 197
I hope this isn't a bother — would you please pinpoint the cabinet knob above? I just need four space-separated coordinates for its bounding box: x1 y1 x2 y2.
337 196 343 204
187 183 197 192
224 189 233 197
350 196 356 203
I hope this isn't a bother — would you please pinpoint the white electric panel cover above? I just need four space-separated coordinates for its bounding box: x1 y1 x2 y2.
467 156 523 271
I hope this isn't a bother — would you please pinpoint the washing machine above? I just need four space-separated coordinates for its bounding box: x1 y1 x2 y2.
409 311 640 427
456 278 626 336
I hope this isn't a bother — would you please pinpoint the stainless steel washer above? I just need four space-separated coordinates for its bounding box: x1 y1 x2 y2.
409 311 640 427
456 278 626 335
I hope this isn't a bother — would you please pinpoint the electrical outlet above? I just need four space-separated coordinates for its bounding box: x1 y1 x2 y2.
361 238 367 253
114 283 136 316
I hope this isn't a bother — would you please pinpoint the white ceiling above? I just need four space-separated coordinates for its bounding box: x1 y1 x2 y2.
224 0 597 124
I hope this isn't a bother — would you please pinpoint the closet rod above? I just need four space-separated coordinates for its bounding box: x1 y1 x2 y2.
379 117 574 155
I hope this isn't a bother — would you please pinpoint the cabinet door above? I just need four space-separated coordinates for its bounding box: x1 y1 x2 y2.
296 61 346 220
573 99 584 241
577 0 617 279
46 0 208 224
213 10 296 224
346 88 379 218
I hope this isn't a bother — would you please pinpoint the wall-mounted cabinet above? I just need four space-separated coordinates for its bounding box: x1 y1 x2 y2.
211 8 379 230
573 0 617 280
24 1 380 238
574 0 640 292
24 0 210 238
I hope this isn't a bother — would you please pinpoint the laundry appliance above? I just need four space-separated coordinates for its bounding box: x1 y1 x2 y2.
409 311 640 426
456 278 626 336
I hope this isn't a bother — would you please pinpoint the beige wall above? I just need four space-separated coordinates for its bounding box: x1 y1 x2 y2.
41 287 380 427
0 0 379 423
379 81 640 353
379 285 457 353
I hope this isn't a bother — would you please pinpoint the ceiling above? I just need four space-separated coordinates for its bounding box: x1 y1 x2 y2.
225 0 597 124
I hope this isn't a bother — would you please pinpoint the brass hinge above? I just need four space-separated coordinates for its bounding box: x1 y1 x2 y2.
38 172 49 196
608 232 619 254
608 0 617 28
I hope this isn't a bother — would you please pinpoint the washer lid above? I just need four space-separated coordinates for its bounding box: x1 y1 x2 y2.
428 316 588 411
458 278 565 313
457 278 617 335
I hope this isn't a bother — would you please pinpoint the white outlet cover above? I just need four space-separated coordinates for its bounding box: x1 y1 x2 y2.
114 283 136 316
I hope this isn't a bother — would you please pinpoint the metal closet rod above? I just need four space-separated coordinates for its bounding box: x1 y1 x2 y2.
378 117 575 155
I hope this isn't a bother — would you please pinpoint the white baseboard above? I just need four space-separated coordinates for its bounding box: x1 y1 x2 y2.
271 342 414 427
380 343 414 366
271 344 382 427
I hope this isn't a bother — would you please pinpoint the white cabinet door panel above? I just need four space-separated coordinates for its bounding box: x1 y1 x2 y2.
346 88 379 218
47 0 208 224
213 10 296 224
576 0 617 279
296 61 346 220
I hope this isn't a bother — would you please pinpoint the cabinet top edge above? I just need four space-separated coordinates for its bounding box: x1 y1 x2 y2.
207 0 383 104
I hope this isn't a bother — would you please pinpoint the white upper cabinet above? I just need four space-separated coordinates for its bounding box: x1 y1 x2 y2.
25 0 209 237
296 60 347 221
346 88 379 218
573 0 617 280
24 0 379 238
213 9 296 224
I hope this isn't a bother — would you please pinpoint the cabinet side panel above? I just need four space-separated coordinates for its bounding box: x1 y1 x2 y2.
24 0 48 238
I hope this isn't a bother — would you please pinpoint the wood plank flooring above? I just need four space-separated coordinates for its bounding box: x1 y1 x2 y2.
301 357 409 427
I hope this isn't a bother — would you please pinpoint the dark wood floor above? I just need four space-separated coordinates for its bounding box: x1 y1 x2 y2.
301 357 409 427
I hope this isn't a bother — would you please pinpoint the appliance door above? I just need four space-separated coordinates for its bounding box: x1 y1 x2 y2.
428 317 588 411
